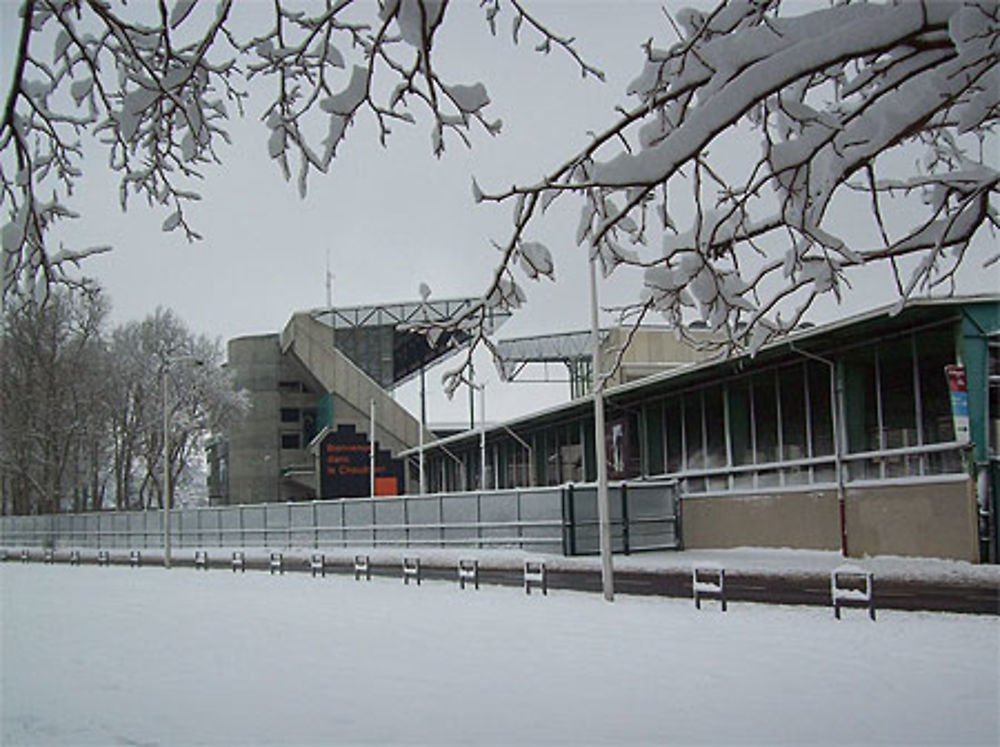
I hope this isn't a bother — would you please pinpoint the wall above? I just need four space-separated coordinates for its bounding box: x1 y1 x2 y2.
681 477 979 561
226 335 283 504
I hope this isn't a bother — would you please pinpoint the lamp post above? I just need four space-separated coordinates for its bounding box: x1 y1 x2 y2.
162 355 203 569
589 253 614 602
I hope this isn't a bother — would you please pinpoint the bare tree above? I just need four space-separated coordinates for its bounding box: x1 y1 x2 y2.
2 1 997 396
0 288 109 514
0 297 245 515
108 308 246 511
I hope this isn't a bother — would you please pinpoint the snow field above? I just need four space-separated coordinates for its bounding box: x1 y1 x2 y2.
2 563 998 746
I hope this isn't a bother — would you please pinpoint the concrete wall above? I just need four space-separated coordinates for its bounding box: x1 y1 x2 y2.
682 477 979 562
604 327 718 386
226 335 283 504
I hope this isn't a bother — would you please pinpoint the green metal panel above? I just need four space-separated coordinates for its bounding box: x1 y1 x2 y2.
960 302 1000 464
317 392 334 430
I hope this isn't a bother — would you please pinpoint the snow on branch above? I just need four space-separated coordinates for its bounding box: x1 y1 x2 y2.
1 0 601 306
461 0 999 376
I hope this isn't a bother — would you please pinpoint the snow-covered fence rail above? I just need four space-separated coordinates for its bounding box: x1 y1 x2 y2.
0 482 681 557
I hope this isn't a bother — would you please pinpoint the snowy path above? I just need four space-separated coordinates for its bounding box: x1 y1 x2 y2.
2 564 997 746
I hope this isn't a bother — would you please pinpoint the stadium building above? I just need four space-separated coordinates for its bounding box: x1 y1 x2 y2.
211 295 999 563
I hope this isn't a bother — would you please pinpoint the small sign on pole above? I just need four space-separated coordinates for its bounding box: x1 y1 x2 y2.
945 365 971 444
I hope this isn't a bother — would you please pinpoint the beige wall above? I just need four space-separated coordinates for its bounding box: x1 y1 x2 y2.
682 477 979 562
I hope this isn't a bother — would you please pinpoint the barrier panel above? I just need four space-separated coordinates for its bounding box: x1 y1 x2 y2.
310 552 326 578
269 551 284 575
693 565 727 611
0 481 680 557
831 565 875 621
354 554 371 581
402 556 421 585
458 559 479 590
194 550 209 570
524 560 547 595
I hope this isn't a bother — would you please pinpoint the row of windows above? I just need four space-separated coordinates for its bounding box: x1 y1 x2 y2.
424 326 964 493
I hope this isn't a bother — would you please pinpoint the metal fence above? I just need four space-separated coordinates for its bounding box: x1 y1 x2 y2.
0 481 681 556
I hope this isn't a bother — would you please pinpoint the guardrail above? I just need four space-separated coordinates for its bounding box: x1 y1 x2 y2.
0 481 681 557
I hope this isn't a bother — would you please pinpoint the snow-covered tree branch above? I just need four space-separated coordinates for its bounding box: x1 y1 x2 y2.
2 1 997 399
430 0 999 395
1 0 592 303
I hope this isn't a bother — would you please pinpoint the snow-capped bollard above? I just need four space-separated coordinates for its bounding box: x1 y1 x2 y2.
524 560 547 595
458 559 479 590
97 550 110 566
20 549 29 563
402 556 421 585
194 550 209 570
269 551 284 575
831 565 875 621
69 549 81 566
693 565 727 611
354 554 371 581
43 548 55 564
310 552 326 578
129 550 142 568
231 550 245 573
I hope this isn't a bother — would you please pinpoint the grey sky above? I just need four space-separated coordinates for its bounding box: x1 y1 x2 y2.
2 0 997 425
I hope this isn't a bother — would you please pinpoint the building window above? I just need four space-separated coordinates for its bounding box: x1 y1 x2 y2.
281 432 301 450
281 408 300 423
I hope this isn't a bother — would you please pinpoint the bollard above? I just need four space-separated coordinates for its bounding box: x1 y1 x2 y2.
43 548 55 564
69 549 81 566
232 550 245 573
524 560 547 596
458 559 479 590
97 550 110 566
129 550 142 568
310 553 326 578
402 556 421 586
20 549 29 563
354 554 371 581
269 551 284 575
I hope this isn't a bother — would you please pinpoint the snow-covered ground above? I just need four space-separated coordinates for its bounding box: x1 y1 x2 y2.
2 563 997 746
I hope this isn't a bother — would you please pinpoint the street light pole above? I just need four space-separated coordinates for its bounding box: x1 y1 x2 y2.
589 253 614 602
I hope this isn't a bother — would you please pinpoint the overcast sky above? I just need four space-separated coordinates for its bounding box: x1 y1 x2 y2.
2 0 997 426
